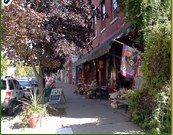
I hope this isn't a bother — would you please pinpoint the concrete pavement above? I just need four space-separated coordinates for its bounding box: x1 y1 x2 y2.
1 81 147 134
53 81 146 134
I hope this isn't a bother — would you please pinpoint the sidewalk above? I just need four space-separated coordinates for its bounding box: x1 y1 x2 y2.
1 81 147 134
54 81 146 134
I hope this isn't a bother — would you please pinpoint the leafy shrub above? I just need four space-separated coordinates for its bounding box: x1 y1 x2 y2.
117 0 171 133
142 25 171 89
127 81 171 134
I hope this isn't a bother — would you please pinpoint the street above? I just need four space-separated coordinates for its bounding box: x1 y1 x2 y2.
1 81 147 134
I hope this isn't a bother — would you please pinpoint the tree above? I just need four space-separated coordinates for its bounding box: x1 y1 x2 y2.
15 65 35 77
1 54 10 76
2 0 94 92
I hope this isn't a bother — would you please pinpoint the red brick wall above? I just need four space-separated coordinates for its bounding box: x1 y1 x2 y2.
81 0 127 55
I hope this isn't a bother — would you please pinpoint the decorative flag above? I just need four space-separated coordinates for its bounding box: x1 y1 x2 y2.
120 45 141 78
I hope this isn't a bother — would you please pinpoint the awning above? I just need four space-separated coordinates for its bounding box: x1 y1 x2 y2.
87 40 112 61
75 25 134 66
75 55 88 66
75 41 112 66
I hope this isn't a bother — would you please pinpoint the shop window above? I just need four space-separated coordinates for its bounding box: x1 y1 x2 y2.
78 68 83 80
84 64 91 73
112 0 118 20
101 0 106 30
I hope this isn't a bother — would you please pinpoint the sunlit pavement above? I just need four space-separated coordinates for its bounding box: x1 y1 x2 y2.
1 81 147 134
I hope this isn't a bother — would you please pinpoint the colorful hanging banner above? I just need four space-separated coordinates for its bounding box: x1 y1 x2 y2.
120 45 142 78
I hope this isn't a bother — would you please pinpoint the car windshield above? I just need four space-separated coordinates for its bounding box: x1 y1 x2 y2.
1 80 6 89
31 78 38 83
31 80 38 83
18 81 30 86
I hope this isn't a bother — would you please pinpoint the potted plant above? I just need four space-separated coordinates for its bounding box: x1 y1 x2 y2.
19 89 47 128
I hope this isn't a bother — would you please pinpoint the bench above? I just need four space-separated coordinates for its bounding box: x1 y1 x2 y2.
116 99 129 112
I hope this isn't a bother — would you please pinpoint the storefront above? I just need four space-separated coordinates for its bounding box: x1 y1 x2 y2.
76 65 83 84
106 41 133 92
75 24 141 93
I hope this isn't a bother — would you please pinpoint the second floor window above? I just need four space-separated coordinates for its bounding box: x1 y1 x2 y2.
93 15 97 37
101 0 106 30
112 0 118 19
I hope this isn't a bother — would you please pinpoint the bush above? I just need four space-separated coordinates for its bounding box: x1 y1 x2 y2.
142 25 171 89
117 0 171 133
127 81 171 134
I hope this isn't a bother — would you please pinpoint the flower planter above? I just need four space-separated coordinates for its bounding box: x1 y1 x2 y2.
28 114 42 128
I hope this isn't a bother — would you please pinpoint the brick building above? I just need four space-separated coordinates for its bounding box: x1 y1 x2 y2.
68 0 142 91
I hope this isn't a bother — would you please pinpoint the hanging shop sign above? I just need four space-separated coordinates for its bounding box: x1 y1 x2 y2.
98 60 104 70
120 45 142 78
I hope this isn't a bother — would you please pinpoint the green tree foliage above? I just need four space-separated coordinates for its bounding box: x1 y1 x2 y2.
15 65 36 77
127 80 171 133
118 0 171 133
1 55 10 76
142 25 171 88
117 0 143 28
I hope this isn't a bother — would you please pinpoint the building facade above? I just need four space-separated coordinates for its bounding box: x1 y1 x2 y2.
67 0 142 91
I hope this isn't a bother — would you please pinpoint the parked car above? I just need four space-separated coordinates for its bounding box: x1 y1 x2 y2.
30 78 38 87
30 77 39 95
1 77 24 116
17 79 34 97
